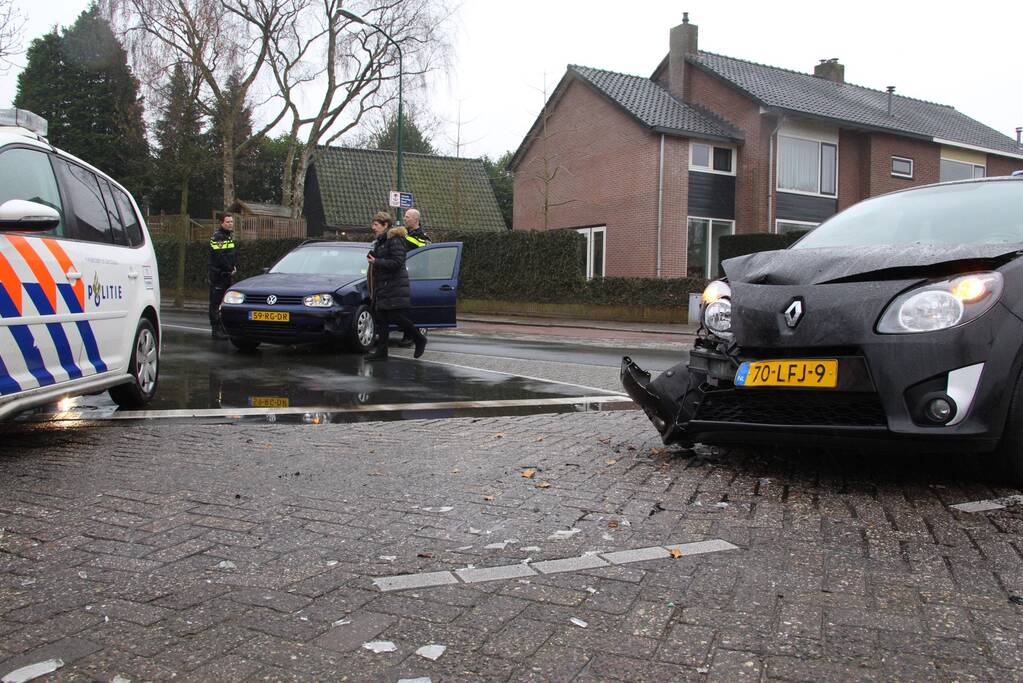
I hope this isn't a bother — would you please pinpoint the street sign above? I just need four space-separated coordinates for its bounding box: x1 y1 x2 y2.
388 191 414 209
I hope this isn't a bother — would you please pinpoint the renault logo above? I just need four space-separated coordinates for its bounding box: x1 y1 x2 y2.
784 298 804 328
266 295 277 305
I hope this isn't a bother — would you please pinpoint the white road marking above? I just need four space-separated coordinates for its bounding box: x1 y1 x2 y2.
46 395 630 421
950 495 1023 513
163 323 212 333
414 357 629 397
371 539 739 592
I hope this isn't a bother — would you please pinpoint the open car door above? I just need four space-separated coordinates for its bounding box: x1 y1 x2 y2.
407 242 462 328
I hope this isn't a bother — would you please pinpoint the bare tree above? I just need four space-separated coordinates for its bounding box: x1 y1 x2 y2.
108 0 297 209
0 0 25 67
530 77 576 230
267 0 453 218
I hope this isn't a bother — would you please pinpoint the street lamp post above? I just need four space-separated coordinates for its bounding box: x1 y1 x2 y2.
340 9 405 222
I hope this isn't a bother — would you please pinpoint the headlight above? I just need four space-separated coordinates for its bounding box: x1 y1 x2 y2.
303 293 334 307
222 290 244 304
877 272 1002 334
701 280 733 338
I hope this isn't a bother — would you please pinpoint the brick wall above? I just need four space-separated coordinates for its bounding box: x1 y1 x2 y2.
512 78 666 277
988 154 1022 177
866 134 940 196
837 130 867 211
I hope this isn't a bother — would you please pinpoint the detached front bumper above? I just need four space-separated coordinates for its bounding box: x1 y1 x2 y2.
620 356 700 445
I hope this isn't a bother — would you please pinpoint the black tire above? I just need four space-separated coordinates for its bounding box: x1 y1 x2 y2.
109 318 159 409
231 337 261 352
346 305 375 353
995 369 1023 484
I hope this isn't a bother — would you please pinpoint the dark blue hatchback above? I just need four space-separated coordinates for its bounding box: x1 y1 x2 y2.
219 240 462 352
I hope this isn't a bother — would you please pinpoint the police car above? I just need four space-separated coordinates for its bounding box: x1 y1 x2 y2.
0 109 160 419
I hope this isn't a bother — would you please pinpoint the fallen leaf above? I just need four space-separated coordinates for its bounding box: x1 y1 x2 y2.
606 459 617 465
651 447 667 456
608 520 619 529
494 433 506 439
535 482 551 489
535 436 545 442
669 548 682 559
483 495 495 502
598 437 611 444
521 469 536 478
417 552 433 558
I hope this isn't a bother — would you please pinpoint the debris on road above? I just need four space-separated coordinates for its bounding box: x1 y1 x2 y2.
483 495 495 501
2 659 65 683
215 560 236 570
669 548 683 559
416 644 447 661
331 618 352 627
548 528 581 541
422 506 453 513
520 546 541 552
520 469 536 478
362 641 397 653
397 678 432 683
535 482 551 489
379 555 397 562
570 618 588 628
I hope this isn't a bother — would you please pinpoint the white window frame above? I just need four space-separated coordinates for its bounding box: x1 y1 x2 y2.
775 219 819 235
891 156 914 179
776 134 839 198
686 216 735 279
939 158 986 182
689 142 736 176
575 226 606 280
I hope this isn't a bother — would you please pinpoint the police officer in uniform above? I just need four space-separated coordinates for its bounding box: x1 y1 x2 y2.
397 208 430 347
208 213 237 339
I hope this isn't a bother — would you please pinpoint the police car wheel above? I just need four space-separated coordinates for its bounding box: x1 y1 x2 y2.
231 338 261 352
347 305 375 352
109 318 159 408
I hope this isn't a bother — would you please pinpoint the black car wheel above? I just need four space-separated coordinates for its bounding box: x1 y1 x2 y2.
996 369 1023 484
231 337 261 352
110 318 159 408
347 305 375 353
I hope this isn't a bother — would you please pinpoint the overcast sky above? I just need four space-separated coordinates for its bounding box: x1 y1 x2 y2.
2 0 1021 161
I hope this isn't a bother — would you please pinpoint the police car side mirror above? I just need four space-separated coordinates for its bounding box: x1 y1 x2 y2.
0 199 60 232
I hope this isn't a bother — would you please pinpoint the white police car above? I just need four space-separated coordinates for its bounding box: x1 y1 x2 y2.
0 109 160 419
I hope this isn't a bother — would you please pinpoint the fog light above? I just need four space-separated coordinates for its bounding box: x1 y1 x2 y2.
925 397 955 424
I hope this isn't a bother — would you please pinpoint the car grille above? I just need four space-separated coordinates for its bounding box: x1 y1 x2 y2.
238 320 325 336
694 390 887 427
250 295 304 306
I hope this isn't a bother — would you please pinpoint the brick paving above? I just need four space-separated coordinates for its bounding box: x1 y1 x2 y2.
1 411 1023 681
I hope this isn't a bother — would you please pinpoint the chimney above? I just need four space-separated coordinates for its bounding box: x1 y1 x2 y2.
1017 127 1022 145
886 86 896 116
667 12 698 99
813 58 844 84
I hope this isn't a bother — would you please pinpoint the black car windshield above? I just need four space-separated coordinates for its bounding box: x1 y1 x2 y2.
792 180 1023 249
269 246 368 276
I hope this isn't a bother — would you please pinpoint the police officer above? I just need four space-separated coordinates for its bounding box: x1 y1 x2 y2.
398 208 430 347
208 213 237 339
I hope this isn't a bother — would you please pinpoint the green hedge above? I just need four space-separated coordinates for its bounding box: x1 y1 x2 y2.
156 230 709 308
718 231 808 273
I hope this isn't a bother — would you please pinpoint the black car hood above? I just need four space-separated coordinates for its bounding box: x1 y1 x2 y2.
723 245 1023 286
233 272 364 294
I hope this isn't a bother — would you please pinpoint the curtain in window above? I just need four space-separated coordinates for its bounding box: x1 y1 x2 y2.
778 136 820 193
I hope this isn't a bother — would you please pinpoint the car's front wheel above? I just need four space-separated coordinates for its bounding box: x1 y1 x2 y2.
347 305 375 352
231 338 261 352
109 318 159 408
995 368 1023 484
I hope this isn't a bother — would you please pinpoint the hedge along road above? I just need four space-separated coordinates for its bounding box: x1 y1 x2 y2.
22 310 689 425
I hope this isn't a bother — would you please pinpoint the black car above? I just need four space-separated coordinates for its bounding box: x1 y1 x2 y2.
220 240 462 352
622 176 1023 479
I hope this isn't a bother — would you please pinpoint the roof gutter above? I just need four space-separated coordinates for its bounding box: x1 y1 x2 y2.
657 134 665 278
650 126 741 145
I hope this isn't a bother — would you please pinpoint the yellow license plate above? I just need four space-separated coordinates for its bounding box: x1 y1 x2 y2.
250 311 290 322
735 359 838 388
250 396 290 408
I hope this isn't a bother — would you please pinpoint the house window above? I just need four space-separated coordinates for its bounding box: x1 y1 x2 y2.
687 217 734 278
891 156 914 179
690 142 735 175
940 158 985 182
777 135 838 196
575 226 606 280
776 220 818 236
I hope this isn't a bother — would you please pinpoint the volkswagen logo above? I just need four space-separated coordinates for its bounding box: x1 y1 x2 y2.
784 298 804 328
266 295 277 305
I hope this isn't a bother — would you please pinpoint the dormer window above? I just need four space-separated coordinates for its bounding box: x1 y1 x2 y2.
690 142 735 175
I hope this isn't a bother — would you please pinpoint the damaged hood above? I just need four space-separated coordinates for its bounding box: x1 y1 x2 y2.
723 245 1023 286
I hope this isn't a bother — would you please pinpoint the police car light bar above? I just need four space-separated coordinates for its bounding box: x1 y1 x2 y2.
0 108 48 136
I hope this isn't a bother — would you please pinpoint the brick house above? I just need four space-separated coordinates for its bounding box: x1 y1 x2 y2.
509 15 1023 280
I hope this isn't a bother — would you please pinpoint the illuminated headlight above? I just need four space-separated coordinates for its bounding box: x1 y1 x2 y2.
877 272 1002 334
303 293 334 307
222 290 245 305
701 280 733 338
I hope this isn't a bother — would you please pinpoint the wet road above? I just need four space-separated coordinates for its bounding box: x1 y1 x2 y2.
20 311 687 424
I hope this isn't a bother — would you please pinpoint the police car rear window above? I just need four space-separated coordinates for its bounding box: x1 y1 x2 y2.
111 187 143 247
0 147 65 237
55 159 114 244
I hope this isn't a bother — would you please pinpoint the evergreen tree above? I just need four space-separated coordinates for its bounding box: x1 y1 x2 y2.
370 110 435 155
14 4 149 199
482 151 513 229
151 64 209 215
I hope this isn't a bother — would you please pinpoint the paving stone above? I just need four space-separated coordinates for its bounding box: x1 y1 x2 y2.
226 588 312 614
601 546 671 565
532 554 608 575
373 571 458 592
312 611 397 653
455 563 536 584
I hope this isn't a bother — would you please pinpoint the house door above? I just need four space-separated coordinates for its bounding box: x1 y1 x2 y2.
575 226 606 279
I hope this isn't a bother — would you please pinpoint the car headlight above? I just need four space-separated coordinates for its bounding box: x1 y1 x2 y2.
877 272 1003 334
701 280 733 339
222 290 244 305
303 293 334 307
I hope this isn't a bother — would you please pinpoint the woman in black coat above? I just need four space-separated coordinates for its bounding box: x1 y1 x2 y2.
366 211 427 360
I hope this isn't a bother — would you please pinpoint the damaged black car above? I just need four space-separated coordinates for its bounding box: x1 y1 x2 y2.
622 176 1023 478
